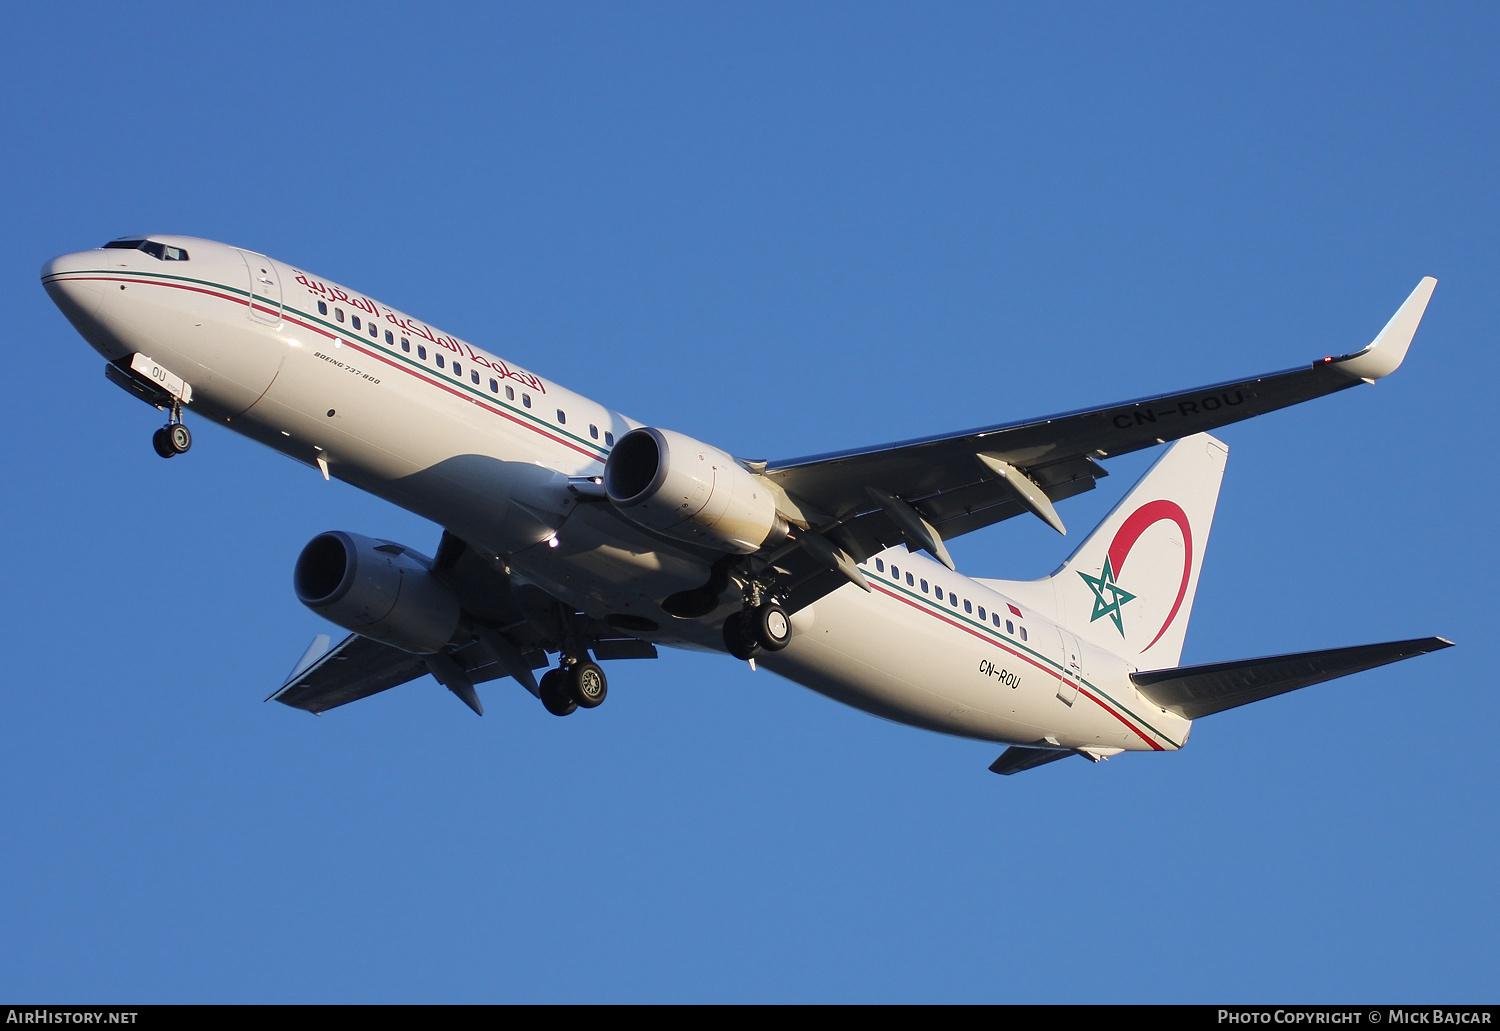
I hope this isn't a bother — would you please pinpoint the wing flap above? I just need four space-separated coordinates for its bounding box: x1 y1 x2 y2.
1132 637 1453 720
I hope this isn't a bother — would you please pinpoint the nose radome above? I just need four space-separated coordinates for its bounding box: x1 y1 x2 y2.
41 250 102 281
42 250 109 326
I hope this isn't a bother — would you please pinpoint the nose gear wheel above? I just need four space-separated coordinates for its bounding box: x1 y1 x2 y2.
152 402 191 459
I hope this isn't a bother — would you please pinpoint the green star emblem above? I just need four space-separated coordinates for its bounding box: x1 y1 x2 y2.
1077 558 1136 637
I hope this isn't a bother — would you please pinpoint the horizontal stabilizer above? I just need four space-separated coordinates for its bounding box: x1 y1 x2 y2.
989 746 1074 776
1132 637 1453 719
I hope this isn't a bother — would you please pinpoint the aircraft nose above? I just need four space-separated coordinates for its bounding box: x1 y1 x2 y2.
41 250 106 317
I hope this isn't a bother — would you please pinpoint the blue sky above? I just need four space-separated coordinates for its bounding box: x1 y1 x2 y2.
2 2 1495 1002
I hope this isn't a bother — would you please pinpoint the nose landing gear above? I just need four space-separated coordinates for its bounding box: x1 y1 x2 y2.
151 403 192 459
538 658 609 717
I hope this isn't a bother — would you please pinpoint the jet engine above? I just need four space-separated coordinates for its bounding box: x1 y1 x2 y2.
294 531 461 654
604 427 787 553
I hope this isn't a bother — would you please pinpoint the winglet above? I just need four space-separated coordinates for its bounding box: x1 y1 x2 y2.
1332 277 1436 382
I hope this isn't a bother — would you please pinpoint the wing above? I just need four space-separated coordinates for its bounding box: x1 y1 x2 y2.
988 746 1074 776
270 632 433 714
764 280 1435 581
270 530 657 716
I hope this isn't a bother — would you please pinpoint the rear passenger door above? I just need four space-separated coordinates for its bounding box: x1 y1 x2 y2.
1056 628 1083 706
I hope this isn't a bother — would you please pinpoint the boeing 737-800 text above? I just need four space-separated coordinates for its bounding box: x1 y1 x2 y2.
42 236 1450 775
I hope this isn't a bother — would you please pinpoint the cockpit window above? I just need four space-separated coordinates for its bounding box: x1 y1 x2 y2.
101 238 189 261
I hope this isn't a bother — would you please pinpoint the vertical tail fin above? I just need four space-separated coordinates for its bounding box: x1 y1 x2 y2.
1051 434 1228 667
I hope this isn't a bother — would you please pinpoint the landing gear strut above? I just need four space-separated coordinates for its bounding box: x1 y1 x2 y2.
151 402 191 459
538 658 608 716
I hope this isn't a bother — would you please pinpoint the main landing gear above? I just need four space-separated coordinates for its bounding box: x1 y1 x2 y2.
151 403 192 459
722 600 792 661
539 658 608 717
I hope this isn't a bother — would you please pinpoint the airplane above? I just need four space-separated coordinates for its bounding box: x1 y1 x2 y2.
41 235 1451 775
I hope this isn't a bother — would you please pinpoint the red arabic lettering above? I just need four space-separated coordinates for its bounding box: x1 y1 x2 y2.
295 273 547 394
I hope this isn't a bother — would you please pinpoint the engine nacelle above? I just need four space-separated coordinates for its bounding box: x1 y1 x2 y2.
293 531 461 654
604 427 786 554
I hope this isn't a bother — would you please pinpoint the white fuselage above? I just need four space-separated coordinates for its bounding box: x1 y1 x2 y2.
43 236 1189 754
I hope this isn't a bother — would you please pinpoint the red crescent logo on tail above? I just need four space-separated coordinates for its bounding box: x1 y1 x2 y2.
1106 499 1193 651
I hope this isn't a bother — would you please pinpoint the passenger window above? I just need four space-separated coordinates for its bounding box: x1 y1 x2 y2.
605 432 614 445
369 323 377 338
400 337 410 352
418 345 427 360
890 565 899 579
934 585 942 598
505 386 515 400
992 613 1001 627
906 572 914 586
978 606 986 620
453 362 461 376
1020 627 1028 642
436 355 444 368
920 579 928 593
963 600 972 613
950 593 958 607
336 308 344 322
557 409 566 424
589 424 599 439
385 330 394 344
351 315 361 330
490 378 499 393
522 394 531 408
875 558 884 572
317 301 327 315
1006 620 1014 634
471 370 480 384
